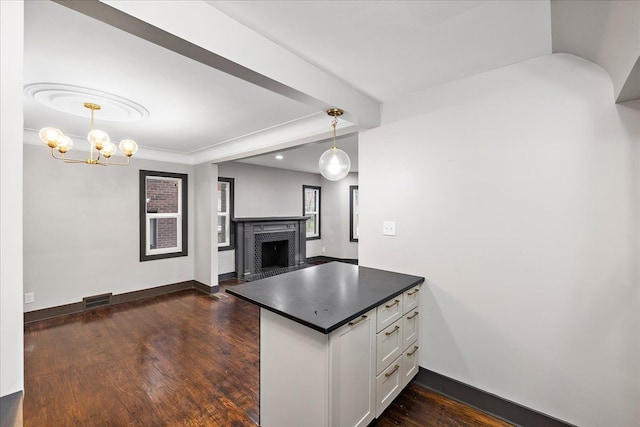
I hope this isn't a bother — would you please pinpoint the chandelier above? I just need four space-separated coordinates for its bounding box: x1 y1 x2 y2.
38 102 139 166
318 108 351 181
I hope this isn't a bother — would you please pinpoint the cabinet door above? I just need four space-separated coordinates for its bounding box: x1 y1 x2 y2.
329 309 376 427
402 310 419 351
403 286 421 314
375 355 403 418
402 344 419 388
376 319 403 375
377 295 403 332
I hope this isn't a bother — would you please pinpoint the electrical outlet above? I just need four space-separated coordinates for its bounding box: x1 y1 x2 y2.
24 292 35 304
383 221 396 236
322 247 326 253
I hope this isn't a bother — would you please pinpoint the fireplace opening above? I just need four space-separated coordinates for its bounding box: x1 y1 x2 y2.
261 240 290 271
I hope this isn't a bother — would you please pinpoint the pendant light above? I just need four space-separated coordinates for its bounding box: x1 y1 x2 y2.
319 108 351 181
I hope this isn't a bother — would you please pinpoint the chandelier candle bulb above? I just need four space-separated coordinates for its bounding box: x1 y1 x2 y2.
119 139 139 157
55 136 73 153
101 141 117 158
38 127 62 148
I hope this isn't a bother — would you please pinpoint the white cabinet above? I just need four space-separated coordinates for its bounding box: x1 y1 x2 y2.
260 308 377 427
402 310 419 350
375 355 404 418
403 286 420 314
376 320 402 375
329 310 377 427
375 286 421 418
402 344 419 388
376 295 403 332
259 284 421 427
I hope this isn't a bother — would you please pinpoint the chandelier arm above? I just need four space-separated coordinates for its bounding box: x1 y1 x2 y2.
50 149 82 163
96 157 131 166
61 158 91 164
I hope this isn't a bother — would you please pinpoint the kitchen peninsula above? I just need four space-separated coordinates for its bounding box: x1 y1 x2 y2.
227 262 425 427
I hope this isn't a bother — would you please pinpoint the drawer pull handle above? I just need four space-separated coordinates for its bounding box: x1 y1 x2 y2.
348 315 368 326
385 364 400 377
407 288 420 296
407 346 419 356
385 325 400 336
407 312 419 320
385 300 400 308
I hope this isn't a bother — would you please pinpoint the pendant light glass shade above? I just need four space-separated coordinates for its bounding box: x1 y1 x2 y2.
319 147 351 181
319 108 350 181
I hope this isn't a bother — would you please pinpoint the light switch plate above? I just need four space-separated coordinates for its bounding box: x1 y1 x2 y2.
383 221 396 236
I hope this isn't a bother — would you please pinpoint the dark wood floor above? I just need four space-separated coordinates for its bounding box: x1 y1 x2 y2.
24 279 513 426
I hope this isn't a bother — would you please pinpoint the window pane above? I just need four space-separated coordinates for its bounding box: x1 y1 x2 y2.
354 189 359 239
218 215 227 244
153 217 178 249
306 214 316 235
305 189 316 212
146 177 179 214
218 182 228 213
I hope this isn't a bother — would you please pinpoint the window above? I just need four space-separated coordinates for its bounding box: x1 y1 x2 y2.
140 170 188 261
350 185 359 242
218 177 234 250
303 185 321 240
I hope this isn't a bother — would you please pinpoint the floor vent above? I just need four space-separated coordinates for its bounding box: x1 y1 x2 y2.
83 293 113 310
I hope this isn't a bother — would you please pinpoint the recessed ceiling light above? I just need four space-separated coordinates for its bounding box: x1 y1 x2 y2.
275 154 284 160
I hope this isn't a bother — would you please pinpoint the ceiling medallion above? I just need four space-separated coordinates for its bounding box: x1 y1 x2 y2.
24 83 149 122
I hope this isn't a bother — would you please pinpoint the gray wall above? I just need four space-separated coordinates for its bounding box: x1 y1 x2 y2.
360 54 639 427
321 173 358 260
217 162 326 274
23 144 195 311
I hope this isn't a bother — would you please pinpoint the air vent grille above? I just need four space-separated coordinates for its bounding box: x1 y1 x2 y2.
83 293 112 310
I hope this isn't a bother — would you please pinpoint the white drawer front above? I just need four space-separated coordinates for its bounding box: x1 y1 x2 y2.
402 310 419 351
403 286 421 314
376 319 402 374
376 295 403 332
402 344 419 388
375 355 403 418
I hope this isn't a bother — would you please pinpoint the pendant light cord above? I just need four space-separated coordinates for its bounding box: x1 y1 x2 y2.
331 115 338 150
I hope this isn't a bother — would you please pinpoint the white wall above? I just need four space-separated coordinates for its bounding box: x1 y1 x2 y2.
194 162 218 288
0 0 24 397
23 145 195 311
360 54 639 427
321 173 358 259
217 162 323 274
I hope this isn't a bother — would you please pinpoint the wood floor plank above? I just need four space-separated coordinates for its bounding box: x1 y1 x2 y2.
24 281 511 426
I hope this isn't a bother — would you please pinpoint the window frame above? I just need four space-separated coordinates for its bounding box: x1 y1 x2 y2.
139 170 188 262
303 185 321 240
217 177 235 251
350 185 359 242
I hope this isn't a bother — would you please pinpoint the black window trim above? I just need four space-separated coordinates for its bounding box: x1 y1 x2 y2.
303 185 321 241
139 170 188 262
218 177 235 251
350 185 359 242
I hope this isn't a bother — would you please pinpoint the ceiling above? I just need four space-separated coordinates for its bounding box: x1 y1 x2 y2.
23 1 554 170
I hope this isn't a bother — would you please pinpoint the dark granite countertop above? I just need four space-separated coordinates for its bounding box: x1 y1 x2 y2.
226 262 425 334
